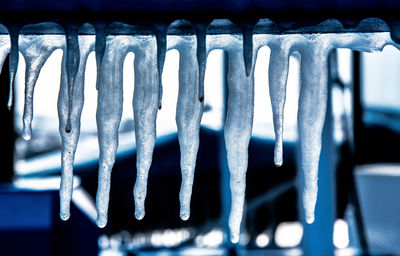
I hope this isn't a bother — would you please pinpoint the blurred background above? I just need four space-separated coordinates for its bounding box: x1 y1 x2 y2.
1 38 400 256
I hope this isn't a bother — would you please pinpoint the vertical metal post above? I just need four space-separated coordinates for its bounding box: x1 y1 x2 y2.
301 51 336 256
349 51 369 253
0 56 15 183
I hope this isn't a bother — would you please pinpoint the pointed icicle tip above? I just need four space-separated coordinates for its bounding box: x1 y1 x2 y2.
96 216 107 228
135 210 145 220
180 209 190 221
60 212 70 221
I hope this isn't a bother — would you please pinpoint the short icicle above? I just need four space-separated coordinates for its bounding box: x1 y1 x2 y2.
268 41 290 167
7 26 20 109
64 25 81 133
20 34 64 141
96 35 126 227
155 26 167 110
195 24 207 102
58 33 95 221
95 23 106 90
133 35 159 220
172 35 204 221
298 40 330 224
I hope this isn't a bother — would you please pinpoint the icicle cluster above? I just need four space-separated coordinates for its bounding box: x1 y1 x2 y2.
0 19 398 243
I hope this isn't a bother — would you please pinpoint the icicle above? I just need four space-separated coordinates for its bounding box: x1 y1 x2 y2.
224 35 254 243
242 27 253 77
95 23 106 90
155 26 167 110
168 33 204 221
95 35 127 227
133 35 159 220
0 31 10 76
298 41 329 224
195 24 207 102
208 32 255 243
7 26 20 109
20 35 64 141
268 41 290 167
58 33 95 221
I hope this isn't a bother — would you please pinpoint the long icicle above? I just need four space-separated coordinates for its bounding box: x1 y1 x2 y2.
298 42 329 224
174 35 204 221
268 41 290 167
20 35 64 140
59 34 95 221
224 35 254 243
96 35 126 227
133 36 159 220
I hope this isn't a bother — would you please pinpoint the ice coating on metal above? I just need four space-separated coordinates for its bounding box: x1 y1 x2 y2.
59 35 95 221
207 34 256 243
168 35 204 221
4 20 399 236
20 35 65 140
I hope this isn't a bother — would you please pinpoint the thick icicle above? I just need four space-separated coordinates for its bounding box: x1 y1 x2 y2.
298 42 329 224
0 33 10 75
195 24 207 102
169 35 204 221
20 35 64 140
64 25 81 133
268 41 290 167
225 36 254 243
96 35 127 227
208 33 255 243
133 36 159 220
58 34 94 221
7 26 20 109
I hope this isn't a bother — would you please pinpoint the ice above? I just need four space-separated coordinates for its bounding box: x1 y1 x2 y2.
95 35 129 227
0 34 10 75
58 34 95 221
20 35 65 140
268 40 290 167
95 23 106 90
298 40 329 224
9 18 400 237
155 28 167 109
168 35 204 221
8 27 20 109
64 26 81 133
208 33 255 243
132 35 159 220
195 24 207 102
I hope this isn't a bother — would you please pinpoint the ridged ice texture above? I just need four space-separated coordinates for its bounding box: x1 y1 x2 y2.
8 28 19 109
58 35 95 221
267 40 290 167
252 32 399 224
96 35 159 227
168 35 204 221
19 35 65 141
208 34 255 243
0 35 10 75
132 36 159 221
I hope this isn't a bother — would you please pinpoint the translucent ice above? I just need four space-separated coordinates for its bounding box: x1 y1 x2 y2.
168 35 204 221
132 35 159 220
20 35 65 140
58 34 95 221
0 34 10 75
208 33 255 243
